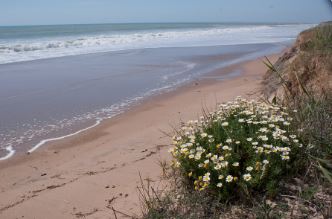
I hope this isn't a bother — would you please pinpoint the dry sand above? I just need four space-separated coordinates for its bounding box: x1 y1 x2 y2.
0 54 279 219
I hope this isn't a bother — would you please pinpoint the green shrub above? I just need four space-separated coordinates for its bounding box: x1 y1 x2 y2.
169 97 303 200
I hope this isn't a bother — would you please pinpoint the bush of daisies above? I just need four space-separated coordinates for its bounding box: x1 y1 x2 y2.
169 97 303 199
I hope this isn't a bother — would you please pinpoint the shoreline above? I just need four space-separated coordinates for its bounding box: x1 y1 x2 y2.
0 43 286 161
0 52 281 218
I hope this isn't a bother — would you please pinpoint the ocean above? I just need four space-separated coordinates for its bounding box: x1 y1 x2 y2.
0 23 314 160
0 23 314 64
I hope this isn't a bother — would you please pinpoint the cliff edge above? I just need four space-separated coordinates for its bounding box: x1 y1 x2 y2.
262 22 332 101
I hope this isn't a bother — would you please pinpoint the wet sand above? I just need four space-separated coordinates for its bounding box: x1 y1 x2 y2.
0 53 280 218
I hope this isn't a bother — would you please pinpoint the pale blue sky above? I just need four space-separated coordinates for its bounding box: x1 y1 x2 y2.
0 0 331 26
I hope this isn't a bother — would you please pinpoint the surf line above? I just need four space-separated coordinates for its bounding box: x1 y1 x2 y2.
0 146 16 161
27 118 103 154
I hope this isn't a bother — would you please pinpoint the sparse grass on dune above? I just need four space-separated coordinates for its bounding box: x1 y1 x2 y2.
300 22 332 53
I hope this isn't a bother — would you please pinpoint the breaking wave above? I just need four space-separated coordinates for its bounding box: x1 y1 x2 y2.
0 24 313 64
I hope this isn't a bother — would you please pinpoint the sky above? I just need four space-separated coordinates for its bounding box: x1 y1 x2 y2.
0 0 331 26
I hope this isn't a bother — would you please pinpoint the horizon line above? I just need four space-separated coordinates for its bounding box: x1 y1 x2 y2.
0 21 321 28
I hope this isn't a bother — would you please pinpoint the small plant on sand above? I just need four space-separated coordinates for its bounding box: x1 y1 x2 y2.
169 97 303 200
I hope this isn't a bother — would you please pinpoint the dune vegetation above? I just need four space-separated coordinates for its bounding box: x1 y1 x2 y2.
138 23 332 219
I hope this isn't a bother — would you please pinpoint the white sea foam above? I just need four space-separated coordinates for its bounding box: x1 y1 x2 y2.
0 146 15 161
27 118 102 153
0 24 314 64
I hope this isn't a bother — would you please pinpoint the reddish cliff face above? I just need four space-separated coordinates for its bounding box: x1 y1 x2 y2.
262 22 332 102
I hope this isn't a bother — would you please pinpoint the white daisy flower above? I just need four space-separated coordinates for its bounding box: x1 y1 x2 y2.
226 175 234 183
232 162 239 167
217 182 223 187
221 122 229 127
246 166 254 172
243 173 252 181
263 160 269 164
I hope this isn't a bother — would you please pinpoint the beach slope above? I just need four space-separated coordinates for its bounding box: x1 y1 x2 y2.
0 54 279 218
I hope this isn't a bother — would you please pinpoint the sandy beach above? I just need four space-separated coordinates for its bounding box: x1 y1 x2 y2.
0 2 329 217
0 53 280 218
0 43 284 158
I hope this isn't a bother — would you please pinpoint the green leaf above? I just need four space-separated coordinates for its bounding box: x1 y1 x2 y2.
316 157 332 169
318 164 332 184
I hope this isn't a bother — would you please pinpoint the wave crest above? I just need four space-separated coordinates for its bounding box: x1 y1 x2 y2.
0 24 313 64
